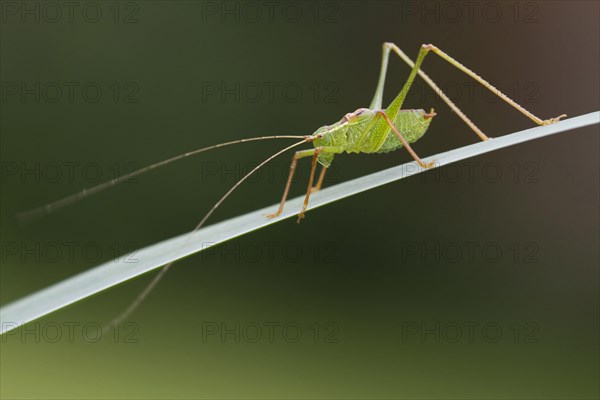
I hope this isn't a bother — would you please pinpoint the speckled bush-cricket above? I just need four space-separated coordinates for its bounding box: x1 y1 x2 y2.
18 43 566 325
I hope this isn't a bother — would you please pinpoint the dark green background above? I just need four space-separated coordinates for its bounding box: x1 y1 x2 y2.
1 1 598 398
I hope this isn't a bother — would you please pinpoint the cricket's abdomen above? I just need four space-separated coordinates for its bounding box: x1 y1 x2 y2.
376 109 434 153
312 108 434 167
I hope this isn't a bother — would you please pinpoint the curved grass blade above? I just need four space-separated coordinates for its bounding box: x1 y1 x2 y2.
1 111 598 335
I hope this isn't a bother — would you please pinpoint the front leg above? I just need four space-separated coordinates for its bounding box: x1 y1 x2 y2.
268 146 338 221
267 148 317 219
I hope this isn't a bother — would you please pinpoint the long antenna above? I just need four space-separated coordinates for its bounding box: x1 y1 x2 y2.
104 137 311 331
16 135 307 224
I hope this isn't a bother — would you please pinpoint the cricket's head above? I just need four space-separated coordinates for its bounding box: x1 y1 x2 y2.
395 108 436 143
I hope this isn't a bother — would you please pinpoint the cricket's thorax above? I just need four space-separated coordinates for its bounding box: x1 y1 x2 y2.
312 108 434 167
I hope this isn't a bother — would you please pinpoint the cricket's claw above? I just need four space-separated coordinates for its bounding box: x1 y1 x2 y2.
296 213 305 224
266 212 279 219
418 160 436 169
542 114 567 125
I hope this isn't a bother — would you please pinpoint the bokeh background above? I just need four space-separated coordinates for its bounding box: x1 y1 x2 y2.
1 1 598 399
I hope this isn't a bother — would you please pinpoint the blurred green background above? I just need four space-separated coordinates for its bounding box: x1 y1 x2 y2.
1 1 598 399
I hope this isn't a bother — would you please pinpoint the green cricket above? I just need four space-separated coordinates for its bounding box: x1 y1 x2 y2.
266 43 566 223
17 43 566 325
19 42 566 227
